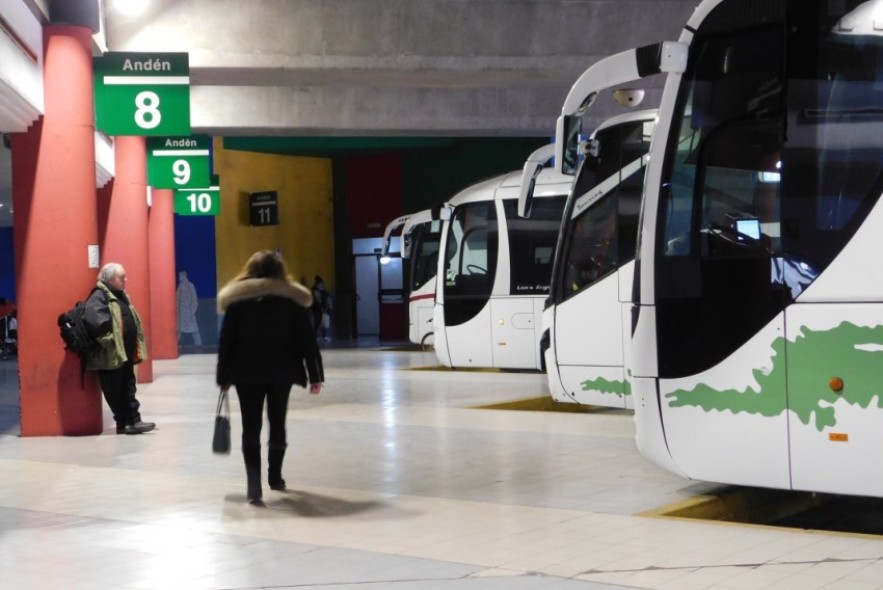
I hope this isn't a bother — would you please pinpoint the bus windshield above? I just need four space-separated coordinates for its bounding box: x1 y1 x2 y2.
408 221 441 291
654 1 883 377
442 201 499 326
554 118 649 302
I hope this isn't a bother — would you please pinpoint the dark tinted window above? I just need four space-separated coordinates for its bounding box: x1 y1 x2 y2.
443 201 498 326
504 196 566 295
408 222 441 291
552 119 649 303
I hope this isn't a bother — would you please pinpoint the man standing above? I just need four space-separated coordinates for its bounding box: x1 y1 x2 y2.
84 262 155 435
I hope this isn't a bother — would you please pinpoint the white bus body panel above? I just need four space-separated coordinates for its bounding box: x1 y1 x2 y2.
796 196 883 303
558 365 627 408
632 375 686 477
548 262 636 409
490 296 540 369
632 304 684 475
435 302 494 368
408 277 436 345
782 189 883 496
657 318 791 490
786 303 883 497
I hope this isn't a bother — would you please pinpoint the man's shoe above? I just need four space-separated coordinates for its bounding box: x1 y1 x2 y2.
131 420 156 433
120 421 156 435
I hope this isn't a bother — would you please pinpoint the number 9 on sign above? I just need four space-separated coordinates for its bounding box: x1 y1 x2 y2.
172 160 191 185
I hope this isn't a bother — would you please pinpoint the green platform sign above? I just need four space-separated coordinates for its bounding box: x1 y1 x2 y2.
147 135 211 188
95 52 190 136
174 176 220 216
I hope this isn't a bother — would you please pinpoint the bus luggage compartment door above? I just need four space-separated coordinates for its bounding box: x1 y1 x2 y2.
490 297 538 369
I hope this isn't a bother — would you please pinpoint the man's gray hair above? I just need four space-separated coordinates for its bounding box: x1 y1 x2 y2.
99 262 124 284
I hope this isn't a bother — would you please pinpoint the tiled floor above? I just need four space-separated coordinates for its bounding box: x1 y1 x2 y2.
2 349 883 589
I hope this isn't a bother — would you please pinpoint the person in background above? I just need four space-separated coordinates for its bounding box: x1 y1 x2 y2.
0 297 14 319
217 251 324 504
0 299 15 359
176 271 202 346
310 275 333 341
83 263 155 435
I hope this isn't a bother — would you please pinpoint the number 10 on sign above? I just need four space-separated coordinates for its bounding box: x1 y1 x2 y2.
175 182 220 216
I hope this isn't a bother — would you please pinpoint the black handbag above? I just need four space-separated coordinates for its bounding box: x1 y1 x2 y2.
212 388 231 455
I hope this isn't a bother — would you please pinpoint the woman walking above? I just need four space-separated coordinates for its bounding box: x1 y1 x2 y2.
217 251 324 504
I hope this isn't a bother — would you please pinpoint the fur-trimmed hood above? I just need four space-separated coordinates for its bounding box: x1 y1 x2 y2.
217 278 313 312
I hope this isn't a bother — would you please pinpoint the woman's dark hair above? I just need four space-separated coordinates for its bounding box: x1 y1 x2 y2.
236 250 289 281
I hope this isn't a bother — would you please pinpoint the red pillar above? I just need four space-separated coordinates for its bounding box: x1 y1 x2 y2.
101 135 154 383
11 26 102 436
149 189 178 359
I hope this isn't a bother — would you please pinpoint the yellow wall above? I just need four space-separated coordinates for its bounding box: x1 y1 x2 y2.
213 138 334 292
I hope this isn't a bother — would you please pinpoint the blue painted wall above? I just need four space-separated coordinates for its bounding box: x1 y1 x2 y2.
174 214 218 350
174 214 217 297
0 228 14 303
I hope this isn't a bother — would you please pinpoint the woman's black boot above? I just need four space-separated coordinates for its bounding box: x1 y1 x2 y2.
243 445 262 503
268 443 287 490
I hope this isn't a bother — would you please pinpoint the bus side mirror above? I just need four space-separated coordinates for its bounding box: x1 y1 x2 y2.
517 163 542 218
440 206 453 221
555 114 582 175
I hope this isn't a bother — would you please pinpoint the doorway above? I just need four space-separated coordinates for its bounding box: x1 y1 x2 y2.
352 237 405 340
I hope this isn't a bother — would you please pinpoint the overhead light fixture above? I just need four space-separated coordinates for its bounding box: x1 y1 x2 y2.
113 0 150 17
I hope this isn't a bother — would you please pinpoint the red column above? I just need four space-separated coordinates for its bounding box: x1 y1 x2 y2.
11 26 102 436
100 135 154 383
149 189 178 359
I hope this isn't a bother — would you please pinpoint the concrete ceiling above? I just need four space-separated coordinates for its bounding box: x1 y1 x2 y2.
1 0 699 227
103 0 698 139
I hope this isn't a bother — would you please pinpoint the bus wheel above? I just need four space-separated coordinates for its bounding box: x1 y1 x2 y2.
421 333 435 352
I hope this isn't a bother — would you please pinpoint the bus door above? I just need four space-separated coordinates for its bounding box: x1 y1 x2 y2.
494 197 566 369
781 17 883 495
438 200 498 367
653 22 792 488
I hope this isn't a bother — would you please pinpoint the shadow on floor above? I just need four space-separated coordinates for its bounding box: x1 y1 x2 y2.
224 489 391 518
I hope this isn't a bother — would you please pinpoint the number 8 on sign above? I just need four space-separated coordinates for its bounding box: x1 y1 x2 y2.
135 91 162 129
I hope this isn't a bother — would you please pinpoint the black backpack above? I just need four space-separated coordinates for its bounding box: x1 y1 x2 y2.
58 289 102 360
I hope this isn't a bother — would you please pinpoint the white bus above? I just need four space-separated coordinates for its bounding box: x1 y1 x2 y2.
516 42 685 406
541 109 656 409
381 209 443 347
433 164 572 370
630 0 883 497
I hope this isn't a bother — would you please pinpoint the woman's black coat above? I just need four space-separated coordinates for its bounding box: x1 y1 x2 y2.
216 278 323 387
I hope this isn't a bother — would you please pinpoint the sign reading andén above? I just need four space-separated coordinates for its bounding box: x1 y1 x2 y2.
147 135 211 189
94 52 190 136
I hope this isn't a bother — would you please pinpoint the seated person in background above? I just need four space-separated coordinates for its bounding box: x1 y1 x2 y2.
0 297 15 319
